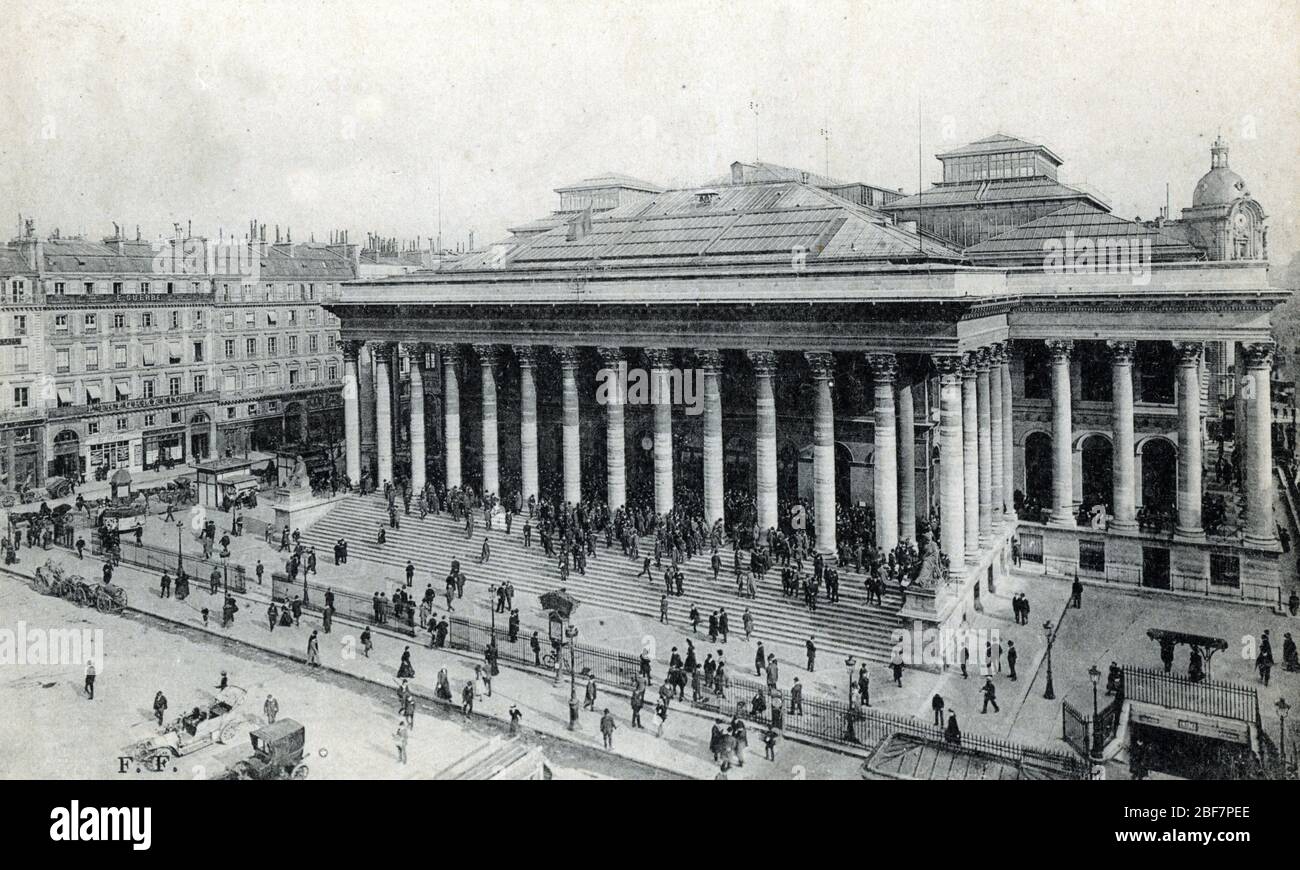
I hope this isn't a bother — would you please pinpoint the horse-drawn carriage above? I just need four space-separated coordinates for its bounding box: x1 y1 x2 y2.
126 687 248 764
32 560 129 613
220 719 309 780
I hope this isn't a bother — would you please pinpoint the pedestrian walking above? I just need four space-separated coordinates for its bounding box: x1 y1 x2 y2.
84 662 96 699
394 719 409 764
306 630 320 667
931 693 945 726
264 694 279 724
600 708 616 748
980 677 1000 713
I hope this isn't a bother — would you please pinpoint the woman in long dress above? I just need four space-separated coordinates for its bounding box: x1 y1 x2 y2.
473 664 486 699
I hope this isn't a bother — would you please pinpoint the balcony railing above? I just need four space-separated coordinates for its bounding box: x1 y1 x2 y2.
47 390 221 419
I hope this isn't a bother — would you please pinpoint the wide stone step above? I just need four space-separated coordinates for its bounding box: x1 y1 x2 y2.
300 498 906 660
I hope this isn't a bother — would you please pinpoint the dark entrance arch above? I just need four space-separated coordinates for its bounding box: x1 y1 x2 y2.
189 412 211 462
1142 438 1177 515
1081 434 1114 512
284 401 305 444
1024 431 1053 516
51 429 81 479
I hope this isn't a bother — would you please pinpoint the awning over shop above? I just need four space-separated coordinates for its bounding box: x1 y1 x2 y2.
56 387 73 404
85 383 102 402
114 381 132 400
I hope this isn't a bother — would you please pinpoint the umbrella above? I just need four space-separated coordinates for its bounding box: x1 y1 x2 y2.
110 469 132 487
539 589 580 620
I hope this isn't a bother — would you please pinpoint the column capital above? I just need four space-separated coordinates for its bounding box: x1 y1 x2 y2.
643 347 673 370
746 349 777 374
932 353 963 378
341 339 364 362
596 346 624 367
804 351 834 378
473 343 499 366
694 348 723 371
512 345 540 367
1106 339 1137 363
865 352 897 383
1045 339 1074 361
1244 341 1276 368
553 345 582 368
400 342 427 362
433 343 460 363
987 342 1005 366
1173 340 1203 365
960 350 981 377
974 347 993 372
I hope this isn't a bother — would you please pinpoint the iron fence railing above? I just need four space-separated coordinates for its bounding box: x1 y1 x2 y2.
1122 665 1258 723
86 536 247 594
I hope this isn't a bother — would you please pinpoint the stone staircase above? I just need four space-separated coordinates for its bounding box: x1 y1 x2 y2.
300 496 906 663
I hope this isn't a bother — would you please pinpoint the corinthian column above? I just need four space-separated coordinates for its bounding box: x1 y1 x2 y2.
436 344 462 489
513 346 539 509
1243 342 1278 547
976 349 993 545
805 351 837 559
1107 340 1138 530
406 344 427 493
1001 346 1015 518
645 347 675 516
342 340 362 487
988 343 1005 530
474 344 499 499
698 349 725 529
597 347 627 512
1175 341 1204 539
555 346 582 505
374 343 394 487
748 350 778 533
896 380 916 544
935 355 965 573
1046 340 1075 526
866 352 898 552
961 352 979 559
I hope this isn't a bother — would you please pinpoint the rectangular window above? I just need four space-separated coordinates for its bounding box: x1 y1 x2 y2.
193 374 205 393
194 310 204 328
166 282 174 294
84 313 97 332
140 281 151 294
245 311 255 327
84 281 95 294
1078 539 1106 574
168 377 181 397
141 312 153 329
53 281 65 295
288 368 299 385
223 372 236 391
267 336 278 355
171 311 180 329
224 339 235 359
246 338 257 356
308 309 317 324
193 341 204 363
114 346 128 368
142 343 156 367
114 380 131 402
1019 531 1044 564
112 282 123 295
113 312 126 330
266 310 278 327
226 406 237 420
12 315 26 335
144 413 155 427
14 347 28 370
224 313 234 329
168 344 182 365
288 335 298 355
117 416 129 431
13 387 28 408
1210 553 1241 588
308 335 318 353
86 347 99 370
288 309 297 324
327 364 337 381
54 314 68 331
87 420 99 434
142 379 155 399
56 349 70 373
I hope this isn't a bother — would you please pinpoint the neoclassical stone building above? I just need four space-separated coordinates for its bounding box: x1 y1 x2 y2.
327 134 1287 633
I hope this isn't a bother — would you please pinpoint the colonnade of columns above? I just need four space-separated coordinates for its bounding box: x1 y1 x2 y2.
340 341 1020 564
1038 338 1276 545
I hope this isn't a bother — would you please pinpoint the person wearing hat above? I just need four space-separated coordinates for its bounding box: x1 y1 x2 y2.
600 708 616 749
980 677 999 714
264 694 279 725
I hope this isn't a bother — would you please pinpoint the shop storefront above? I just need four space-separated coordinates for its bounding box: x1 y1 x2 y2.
1 423 45 491
143 427 187 470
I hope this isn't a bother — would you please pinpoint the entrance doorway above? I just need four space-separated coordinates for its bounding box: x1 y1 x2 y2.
1142 546 1170 589
51 429 81 479
1080 434 1113 512
189 412 211 462
1023 431 1053 516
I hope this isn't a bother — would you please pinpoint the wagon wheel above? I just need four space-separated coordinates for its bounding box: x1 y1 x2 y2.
95 590 112 613
115 590 128 612
291 762 309 780
67 584 87 606
219 720 239 744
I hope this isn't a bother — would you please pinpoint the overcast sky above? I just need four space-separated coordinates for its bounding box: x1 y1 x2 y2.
2 0 1297 258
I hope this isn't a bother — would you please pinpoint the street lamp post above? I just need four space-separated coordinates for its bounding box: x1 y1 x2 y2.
565 621 580 731
845 656 857 707
488 584 498 642
1088 664 1101 760
1277 698 1291 767
221 553 230 597
1043 620 1056 700
175 521 184 576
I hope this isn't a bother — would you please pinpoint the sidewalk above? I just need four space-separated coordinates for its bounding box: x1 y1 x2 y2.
18 544 868 780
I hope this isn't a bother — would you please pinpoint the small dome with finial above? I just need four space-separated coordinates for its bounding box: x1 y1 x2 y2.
1192 135 1248 207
